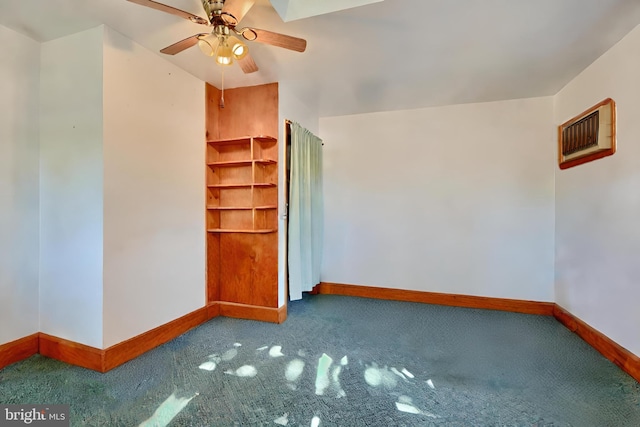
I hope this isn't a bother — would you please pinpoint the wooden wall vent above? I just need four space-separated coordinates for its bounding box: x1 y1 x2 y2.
558 98 616 170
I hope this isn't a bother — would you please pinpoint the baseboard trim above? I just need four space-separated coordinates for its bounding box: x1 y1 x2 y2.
103 307 210 372
2 303 286 372
213 301 287 324
316 282 555 315
553 305 640 383
5 289 638 383
0 333 39 370
39 333 104 372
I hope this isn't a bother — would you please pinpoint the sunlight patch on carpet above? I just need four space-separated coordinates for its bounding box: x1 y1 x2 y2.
138 392 197 427
269 345 285 358
274 413 289 425
395 396 439 418
225 365 258 377
221 348 238 361
315 353 333 395
285 359 305 383
401 368 414 378
364 364 397 389
198 361 217 371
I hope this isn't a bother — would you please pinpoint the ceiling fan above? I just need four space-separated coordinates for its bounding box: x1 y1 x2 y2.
127 0 307 73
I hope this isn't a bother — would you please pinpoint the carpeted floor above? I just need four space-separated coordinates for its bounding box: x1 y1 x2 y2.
1 294 639 426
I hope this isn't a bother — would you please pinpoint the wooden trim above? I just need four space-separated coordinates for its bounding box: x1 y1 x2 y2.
103 307 209 372
316 282 555 315
213 301 287 323
39 333 104 372
553 305 640 383
0 333 39 370
6 303 287 373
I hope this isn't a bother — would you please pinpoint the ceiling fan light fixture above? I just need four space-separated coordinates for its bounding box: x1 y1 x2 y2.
197 34 219 57
215 41 234 66
228 36 248 60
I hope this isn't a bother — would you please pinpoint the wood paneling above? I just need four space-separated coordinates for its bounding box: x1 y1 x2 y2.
213 83 278 139
205 85 221 141
39 333 104 372
554 305 640 383
219 233 278 307
207 234 221 303
213 301 286 323
0 333 39 370
103 307 208 372
316 282 556 315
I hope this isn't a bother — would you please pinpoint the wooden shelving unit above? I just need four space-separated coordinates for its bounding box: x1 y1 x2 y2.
206 136 278 234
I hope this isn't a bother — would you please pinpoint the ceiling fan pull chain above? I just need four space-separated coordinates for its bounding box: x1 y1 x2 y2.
220 67 225 109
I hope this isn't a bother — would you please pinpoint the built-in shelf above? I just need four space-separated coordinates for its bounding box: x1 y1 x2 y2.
206 135 278 234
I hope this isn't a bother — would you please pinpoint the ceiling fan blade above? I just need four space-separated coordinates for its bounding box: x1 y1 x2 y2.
127 0 209 25
237 53 259 74
242 28 306 52
221 0 256 25
160 34 206 55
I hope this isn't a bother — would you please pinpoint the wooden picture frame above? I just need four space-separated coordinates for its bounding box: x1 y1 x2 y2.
558 98 616 170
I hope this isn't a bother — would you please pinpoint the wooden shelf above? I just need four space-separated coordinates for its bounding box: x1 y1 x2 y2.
207 159 276 167
207 182 276 189
207 135 277 146
207 183 252 189
206 205 277 210
206 206 252 210
207 228 278 234
255 159 277 165
208 160 252 167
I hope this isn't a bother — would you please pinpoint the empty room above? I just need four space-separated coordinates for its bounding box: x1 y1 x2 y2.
1 0 639 425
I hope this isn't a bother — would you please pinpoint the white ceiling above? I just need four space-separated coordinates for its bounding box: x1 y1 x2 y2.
2 0 640 117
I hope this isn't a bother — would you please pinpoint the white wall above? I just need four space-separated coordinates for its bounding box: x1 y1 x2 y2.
0 26 40 345
320 97 555 301
554 24 640 356
278 84 320 306
102 27 205 348
39 27 104 348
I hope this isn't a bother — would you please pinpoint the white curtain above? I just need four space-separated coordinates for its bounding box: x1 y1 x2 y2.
288 122 323 300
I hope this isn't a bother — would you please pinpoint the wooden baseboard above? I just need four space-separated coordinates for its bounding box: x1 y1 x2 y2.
316 282 555 315
553 305 640 383
39 333 104 372
0 333 39 370
103 307 209 372
213 301 287 324
6 303 286 372
7 289 638 384
38 307 210 373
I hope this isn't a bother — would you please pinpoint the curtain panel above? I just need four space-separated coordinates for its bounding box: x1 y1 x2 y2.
288 122 323 300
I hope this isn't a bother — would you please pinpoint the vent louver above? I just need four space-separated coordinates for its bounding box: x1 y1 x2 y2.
558 98 616 170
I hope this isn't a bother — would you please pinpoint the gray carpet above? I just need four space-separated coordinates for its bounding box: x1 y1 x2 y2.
1 294 639 426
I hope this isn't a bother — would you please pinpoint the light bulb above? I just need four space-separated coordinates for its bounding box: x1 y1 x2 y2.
228 36 248 60
215 41 233 66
